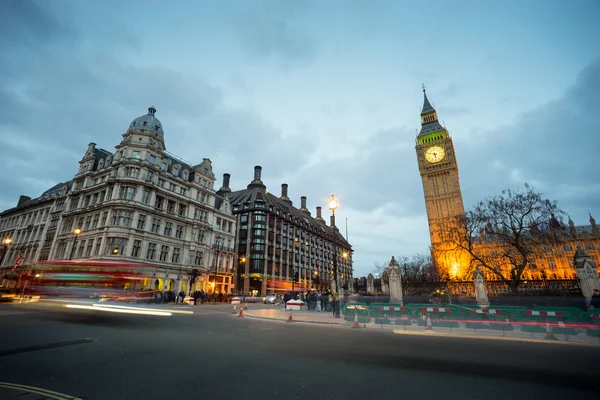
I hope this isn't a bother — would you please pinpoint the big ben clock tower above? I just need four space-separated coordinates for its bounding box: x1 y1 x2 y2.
416 87 468 278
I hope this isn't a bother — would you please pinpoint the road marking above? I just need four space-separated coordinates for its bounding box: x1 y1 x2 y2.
0 382 81 400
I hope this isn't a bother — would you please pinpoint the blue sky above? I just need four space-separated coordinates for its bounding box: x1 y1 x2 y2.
1 0 599 276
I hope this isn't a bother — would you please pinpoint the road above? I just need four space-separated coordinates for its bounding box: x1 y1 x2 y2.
0 301 598 399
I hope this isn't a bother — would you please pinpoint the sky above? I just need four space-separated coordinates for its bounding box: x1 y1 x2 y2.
1 0 599 277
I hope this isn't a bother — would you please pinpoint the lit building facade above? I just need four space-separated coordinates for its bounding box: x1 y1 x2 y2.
218 166 353 297
1 107 237 294
416 90 600 280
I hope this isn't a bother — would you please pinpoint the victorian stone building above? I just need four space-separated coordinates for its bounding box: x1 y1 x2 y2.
416 90 600 281
1 107 237 295
217 166 353 297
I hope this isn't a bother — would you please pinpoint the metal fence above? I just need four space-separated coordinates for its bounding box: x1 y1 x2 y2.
402 279 581 297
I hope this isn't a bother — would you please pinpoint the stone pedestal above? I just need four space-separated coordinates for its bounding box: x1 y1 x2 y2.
367 273 375 294
387 256 404 305
573 246 600 307
473 267 490 307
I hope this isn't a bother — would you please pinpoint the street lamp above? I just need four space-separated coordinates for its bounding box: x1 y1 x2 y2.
69 228 82 260
0 237 13 267
212 235 222 294
328 194 342 318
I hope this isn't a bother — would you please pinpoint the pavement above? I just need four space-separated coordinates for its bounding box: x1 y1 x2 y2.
240 304 600 345
0 301 599 399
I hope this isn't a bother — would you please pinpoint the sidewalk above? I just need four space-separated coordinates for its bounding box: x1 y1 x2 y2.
241 307 347 325
239 307 600 346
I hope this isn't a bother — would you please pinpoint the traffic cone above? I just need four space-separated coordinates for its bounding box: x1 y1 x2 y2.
352 307 360 328
545 318 556 340
238 307 245 318
287 308 293 322
425 313 433 331
232 304 237 314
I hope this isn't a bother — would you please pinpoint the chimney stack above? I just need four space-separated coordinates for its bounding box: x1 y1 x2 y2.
301 196 307 209
221 173 231 192
316 206 323 220
281 183 289 199
253 165 262 182
17 195 31 207
330 214 336 228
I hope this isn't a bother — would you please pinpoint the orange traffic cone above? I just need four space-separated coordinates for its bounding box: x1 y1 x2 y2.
232 304 237 314
545 318 556 340
238 307 245 318
425 313 433 331
352 307 360 328
287 308 293 322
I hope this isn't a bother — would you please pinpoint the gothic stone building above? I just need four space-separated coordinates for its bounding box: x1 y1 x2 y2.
415 90 599 280
218 166 353 297
1 107 237 295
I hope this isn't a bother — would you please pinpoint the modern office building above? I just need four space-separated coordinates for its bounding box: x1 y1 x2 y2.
218 165 353 297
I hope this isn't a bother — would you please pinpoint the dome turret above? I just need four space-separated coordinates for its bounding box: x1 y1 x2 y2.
129 106 164 138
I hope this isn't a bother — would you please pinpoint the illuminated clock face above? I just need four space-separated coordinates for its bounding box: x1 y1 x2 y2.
425 146 445 163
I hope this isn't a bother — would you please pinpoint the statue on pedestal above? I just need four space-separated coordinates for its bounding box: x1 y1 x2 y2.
473 267 490 307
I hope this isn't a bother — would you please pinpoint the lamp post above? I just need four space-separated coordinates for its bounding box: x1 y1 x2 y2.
238 256 246 295
69 228 82 260
0 237 13 267
212 235 222 294
328 194 341 318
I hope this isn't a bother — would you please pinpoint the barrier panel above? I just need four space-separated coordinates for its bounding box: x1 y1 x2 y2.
370 303 410 326
584 313 600 338
343 303 370 324
416 306 459 329
517 310 579 338
465 308 513 332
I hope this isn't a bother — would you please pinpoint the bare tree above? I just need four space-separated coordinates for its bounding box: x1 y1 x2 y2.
441 184 564 291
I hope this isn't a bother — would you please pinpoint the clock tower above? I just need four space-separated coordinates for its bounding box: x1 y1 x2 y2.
416 87 468 278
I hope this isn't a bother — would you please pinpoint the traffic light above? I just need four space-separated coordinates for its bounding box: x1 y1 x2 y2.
191 269 198 283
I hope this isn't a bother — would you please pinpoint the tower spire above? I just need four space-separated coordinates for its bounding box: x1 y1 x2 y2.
418 86 445 137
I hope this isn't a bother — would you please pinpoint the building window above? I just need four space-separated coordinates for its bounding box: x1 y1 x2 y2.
132 151 141 159
175 225 183 239
159 245 170 262
172 247 181 264
107 237 127 256
131 240 141 258
112 210 132 227
69 197 79 211
95 238 102 255
179 204 186 217
146 243 157 260
145 171 153 181
195 251 203 266
164 222 172 236
158 178 165 187
124 167 140 178
151 218 161 233
100 212 108 226
563 244 573 252
148 154 156 164
155 196 164 210
84 215 92 230
167 200 176 214
141 190 150 204
56 240 67 259
86 240 93 257
137 214 147 230
119 186 136 200
584 242 595 250
161 162 167 171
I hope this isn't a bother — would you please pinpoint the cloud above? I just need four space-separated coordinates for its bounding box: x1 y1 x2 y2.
234 0 318 65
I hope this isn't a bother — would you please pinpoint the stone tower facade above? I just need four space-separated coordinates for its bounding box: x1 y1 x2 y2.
415 88 469 278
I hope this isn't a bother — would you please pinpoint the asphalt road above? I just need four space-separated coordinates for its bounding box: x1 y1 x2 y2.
0 302 598 400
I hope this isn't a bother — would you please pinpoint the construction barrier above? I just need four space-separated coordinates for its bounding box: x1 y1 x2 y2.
517 310 579 339
465 308 514 333
416 306 459 329
343 303 370 324
370 303 410 326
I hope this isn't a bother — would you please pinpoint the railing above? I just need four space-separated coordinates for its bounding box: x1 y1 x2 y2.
212 244 235 253
401 279 582 297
